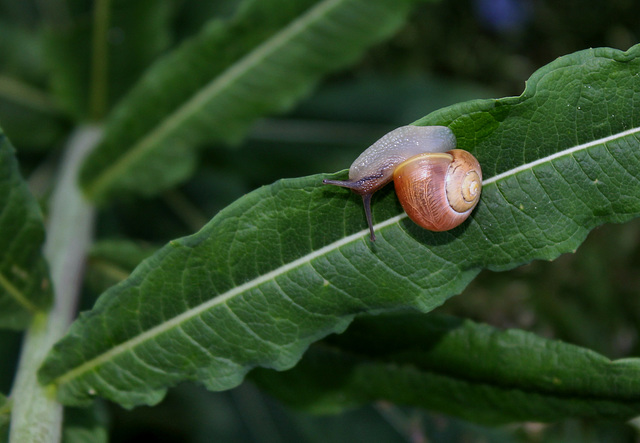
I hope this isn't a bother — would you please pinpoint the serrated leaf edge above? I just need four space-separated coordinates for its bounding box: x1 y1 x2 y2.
48 223 368 386
48 124 640 387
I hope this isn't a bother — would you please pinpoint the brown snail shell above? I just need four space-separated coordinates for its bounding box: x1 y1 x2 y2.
323 125 482 240
392 149 482 232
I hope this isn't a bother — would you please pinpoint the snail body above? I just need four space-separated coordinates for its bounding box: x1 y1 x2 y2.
323 125 481 241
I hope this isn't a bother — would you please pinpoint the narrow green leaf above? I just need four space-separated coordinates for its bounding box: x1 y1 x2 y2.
0 129 51 329
44 0 171 119
79 0 420 203
253 313 640 424
40 45 640 408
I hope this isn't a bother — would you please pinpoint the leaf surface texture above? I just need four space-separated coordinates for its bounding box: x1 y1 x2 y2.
40 45 640 408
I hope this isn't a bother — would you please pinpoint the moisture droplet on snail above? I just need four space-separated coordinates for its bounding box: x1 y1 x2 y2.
323 125 482 241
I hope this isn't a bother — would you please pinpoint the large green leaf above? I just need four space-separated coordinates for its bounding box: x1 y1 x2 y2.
253 313 640 424
0 130 51 329
79 0 420 203
40 45 640 408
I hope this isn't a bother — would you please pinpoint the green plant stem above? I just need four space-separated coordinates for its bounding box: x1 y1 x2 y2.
89 0 111 120
9 126 101 443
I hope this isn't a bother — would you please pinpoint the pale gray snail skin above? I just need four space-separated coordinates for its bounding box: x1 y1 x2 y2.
323 125 482 241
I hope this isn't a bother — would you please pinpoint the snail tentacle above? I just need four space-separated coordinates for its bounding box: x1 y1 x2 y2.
323 125 481 241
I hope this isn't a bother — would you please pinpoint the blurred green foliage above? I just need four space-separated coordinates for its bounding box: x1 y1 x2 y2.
1 0 640 441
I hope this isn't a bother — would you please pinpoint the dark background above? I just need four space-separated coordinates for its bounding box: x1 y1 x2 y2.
1 0 640 441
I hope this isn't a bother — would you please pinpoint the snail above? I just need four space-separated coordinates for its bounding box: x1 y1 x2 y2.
323 125 482 241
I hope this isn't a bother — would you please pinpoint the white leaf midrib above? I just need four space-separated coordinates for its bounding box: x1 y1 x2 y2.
52 125 640 387
482 126 640 186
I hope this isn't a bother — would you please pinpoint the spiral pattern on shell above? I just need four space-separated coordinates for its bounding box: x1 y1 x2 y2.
322 125 482 240
393 149 482 232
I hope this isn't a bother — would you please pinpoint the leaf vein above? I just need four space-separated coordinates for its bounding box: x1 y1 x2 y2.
223 303 279 349
51 129 640 387
271 277 326 318
483 126 640 186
